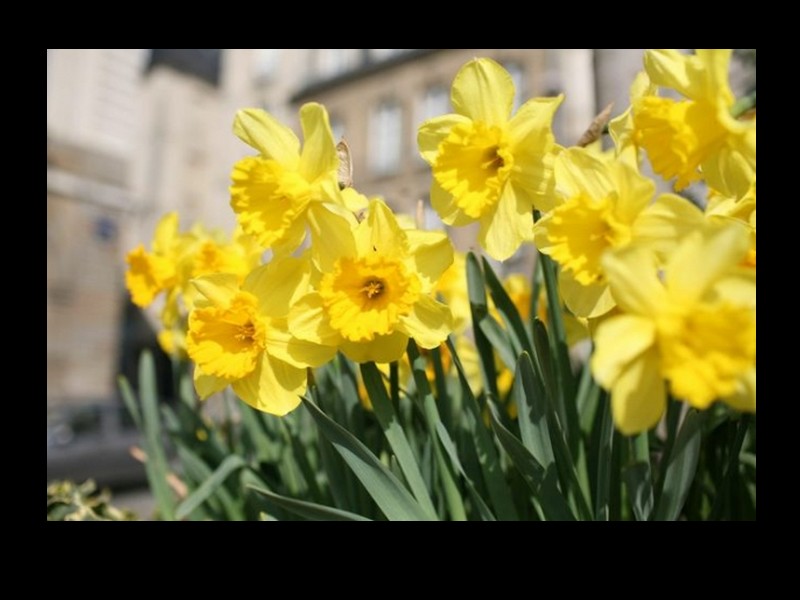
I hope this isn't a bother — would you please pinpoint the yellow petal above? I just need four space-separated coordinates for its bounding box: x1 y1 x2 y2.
602 246 666 316
357 199 406 258
431 180 475 226
406 229 454 292
233 108 300 167
341 187 370 213
723 368 756 413
609 349 666 435
191 273 240 307
298 103 338 183
232 354 305 416
451 58 514 126
288 293 342 346
418 114 472 165
153 212 179 256
270 218 308 259
665 225 749 307
608 159 656 223
340 330 409 364
632 193 705 257
398 295 453 349
644 50 706 100
307 203 358 271
508 95 563 148
559 271 616 319
553 147 615 200
244 257 310 318
702 136 756 201
193 366 229 400
478 184 533 261
695 49 735 105
265 323 337 369
591 314 656 388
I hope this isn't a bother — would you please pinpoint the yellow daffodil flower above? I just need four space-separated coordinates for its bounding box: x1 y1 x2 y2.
633 49 756 192
187 257 336 415
434 251 471 334
125 212 181 307
230 103 361 254
608 71 657 165
288 200 454 363
418 58 563 261
591 225 756 435
534 147 699 318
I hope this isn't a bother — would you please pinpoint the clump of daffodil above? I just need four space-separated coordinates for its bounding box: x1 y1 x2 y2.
533 147 699 318
187 256 336 415
125 213 263 359
632 49 756 192
230 103 366 255
288 199 454 363
418 58 563 261
591 225 756 435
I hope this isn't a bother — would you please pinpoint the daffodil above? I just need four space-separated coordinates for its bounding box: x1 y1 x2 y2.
230 103 362 255
707 179 756 267
418 58 563 261
187 257 336 415
632 49 756 192
591 225 756 435
533 147 699 318
608 71 657 165
288 200 454 363
125 212 181 307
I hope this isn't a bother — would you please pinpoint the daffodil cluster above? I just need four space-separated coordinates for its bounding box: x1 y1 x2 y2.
125 51 755 437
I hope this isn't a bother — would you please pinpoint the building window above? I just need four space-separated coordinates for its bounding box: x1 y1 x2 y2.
504 62 525 111
254 49 281 80
369 101 403 176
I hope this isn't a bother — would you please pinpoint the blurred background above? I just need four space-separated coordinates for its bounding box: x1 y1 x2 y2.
46 49 755 514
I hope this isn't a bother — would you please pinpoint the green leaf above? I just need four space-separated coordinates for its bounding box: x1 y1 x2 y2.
624 432 654 521
138 351 176 521
537 251 579 447
593 394 614 521
248 485 371 521
487 401 575 521
118 375 141 429
652 409 704 521
435 422 496 521
302 395 435 521
445 337 519 520
175 445 243 520
466 252 500 399
175 455 246 520
361 362 437 519
481 255 534 357
513 352 555 469
406 341 467 521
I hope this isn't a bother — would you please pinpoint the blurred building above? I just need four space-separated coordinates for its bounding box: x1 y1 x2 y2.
46 48 640 420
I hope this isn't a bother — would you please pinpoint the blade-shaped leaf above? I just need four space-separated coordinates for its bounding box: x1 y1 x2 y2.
653 409 704 521
248 485 371 521
175 455 246 520
487 402 575 521
302 396 435 521
361 362 437 519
